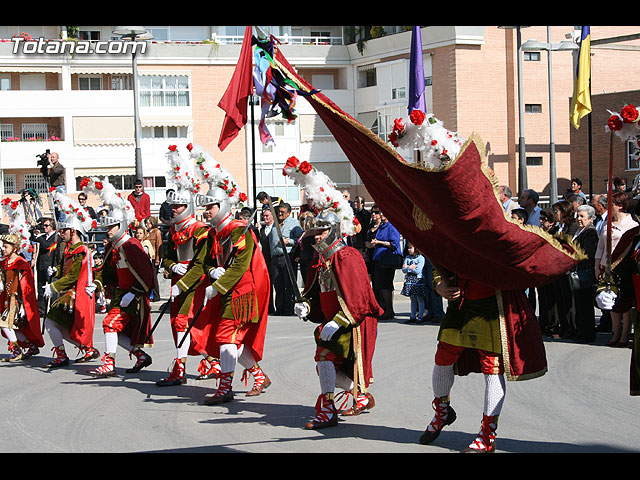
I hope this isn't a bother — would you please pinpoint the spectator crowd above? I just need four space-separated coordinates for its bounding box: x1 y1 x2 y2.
9 172 636 351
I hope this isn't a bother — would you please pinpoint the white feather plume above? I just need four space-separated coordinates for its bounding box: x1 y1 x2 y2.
282 157 356 236
0 198 32 253
187 143 248 207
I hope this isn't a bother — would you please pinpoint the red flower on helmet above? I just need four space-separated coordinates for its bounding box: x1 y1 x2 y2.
298 161 313 175
410 109 426 125
168 145 177 152
621 104 639 123
608 115 623 131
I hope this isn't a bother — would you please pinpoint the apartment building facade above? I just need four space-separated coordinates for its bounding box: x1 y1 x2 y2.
1 25 639 225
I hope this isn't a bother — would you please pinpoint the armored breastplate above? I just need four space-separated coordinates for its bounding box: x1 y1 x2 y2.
176 239 195 263
318 264 336 293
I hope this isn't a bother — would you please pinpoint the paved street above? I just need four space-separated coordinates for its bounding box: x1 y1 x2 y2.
0 282 638 454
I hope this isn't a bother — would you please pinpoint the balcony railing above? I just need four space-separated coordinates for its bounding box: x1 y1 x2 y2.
211 34 343 46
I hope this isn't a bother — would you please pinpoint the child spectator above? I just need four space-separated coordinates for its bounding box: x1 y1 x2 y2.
401 242 426 324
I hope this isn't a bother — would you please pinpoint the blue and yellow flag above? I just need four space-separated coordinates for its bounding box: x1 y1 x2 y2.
570 26 591 129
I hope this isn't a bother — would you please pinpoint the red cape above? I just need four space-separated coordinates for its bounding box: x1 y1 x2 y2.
0 255 44 348
104 238 155 347
304 246 383 388
66 243 95 348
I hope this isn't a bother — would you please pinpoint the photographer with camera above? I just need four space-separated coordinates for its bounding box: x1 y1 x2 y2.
37 151 66 222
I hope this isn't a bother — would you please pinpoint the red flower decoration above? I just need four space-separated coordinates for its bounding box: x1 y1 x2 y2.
79 177 91 188
10 201 18 210
621 105 639 123
608 115 623 131
92 220 97 228
168 145 177 152
283 155 300 175
186 143 193 151
1 198 11 205
95 182 103 190
410 109 426 125
49 187 56 193
298 161 313 175
388 131 399 147
239 192 247 202
393 118 405 133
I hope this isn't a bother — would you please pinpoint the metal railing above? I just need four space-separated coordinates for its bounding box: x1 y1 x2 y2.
211 34 343 46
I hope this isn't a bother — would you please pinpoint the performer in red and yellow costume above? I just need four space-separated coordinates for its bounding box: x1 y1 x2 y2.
158 145 220 386
0 231 44 362
284 157 382 430
81 177 155 377
189 145 270 405
42 191 98 368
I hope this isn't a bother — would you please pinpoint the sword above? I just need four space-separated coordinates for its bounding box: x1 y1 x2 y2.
266 198 303 303
143 299 170 345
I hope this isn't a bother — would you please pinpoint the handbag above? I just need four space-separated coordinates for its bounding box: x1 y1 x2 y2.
568 269 595 291
379 252 403 269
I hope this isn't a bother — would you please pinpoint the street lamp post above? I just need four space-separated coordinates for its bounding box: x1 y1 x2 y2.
499 26 530 194
521 30 578 204
112 26 150 182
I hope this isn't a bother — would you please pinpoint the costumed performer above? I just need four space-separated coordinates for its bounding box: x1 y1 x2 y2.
286 157 382 430
188 144 271 405
0 199 44 361
41 190 99 368
158 144 220 386
80 177 155 377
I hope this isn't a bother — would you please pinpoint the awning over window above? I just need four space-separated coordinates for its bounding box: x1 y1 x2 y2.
140 115 193 127
74 167 135 176
69 66 133 75
72 116 134 146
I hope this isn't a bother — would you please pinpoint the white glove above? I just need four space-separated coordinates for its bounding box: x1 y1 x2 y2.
203 285 218 305
294 302 309 319
0 281 4 293
47 266 56 277
172 263 188 276
85 283 97 296
120 292 135 308
210 267 226 281
170 284 181 301
595 290 617 310
319 320 340 341
43 284 53 298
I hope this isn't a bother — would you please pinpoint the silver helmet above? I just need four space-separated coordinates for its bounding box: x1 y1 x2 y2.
166 189 194 224
309 210 344 259
99 208 129 244
195 186 232 231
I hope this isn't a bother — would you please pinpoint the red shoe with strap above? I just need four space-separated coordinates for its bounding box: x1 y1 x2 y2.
419 396 457 445
126 349 152 373
461 414 498 453
21 342 39 359
339 391 375 416
156 358 187 386
305 393 339 430
196 357 221 380
87 354 116 377
2 341 23 362
203 372 234 405
243 364 271 396
43 345 69 368
74 346 100 363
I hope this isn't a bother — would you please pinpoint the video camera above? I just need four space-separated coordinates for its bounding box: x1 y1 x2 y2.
36 149 50 177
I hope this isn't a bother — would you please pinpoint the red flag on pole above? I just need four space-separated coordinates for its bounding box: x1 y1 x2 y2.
217 26 254 151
